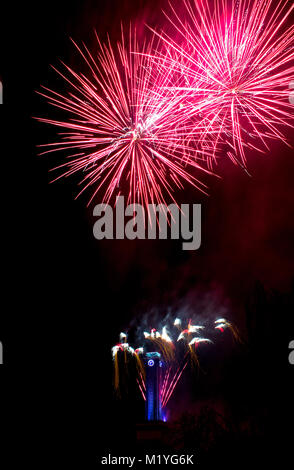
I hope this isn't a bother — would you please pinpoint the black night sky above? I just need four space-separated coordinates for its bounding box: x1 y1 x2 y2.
2 0 294 468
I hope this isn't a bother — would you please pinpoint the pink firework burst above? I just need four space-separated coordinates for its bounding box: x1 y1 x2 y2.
152 0 294 169
36 29 214 209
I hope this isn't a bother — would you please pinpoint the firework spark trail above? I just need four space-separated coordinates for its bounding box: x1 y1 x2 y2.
112 335 137 393
161 361 183 405
215 318 242 342
36 28 216 211
162 360 189 407
113 348 120 392
160 319 206 405
161 365 172 401
174 318 182 328
149 0 294 168
135 349 146 379
137 378 146 401
136 355 146 399
139 371 146 390
177 320 205 341
188 336 213 367
189 337 212 346
144 327 175 361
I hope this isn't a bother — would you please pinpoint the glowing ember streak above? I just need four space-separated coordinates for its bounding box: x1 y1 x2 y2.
214 318 242 342
139 371 146 391
161 362 183 404
144 327 175 361
112 345 120 358
216 325 225 332
162 361 188 407
161 366 172 400
174 318 182 327
161 326 173 343
188 337 212 346
177 322 204 341
137 378 146 401
188 324 205 333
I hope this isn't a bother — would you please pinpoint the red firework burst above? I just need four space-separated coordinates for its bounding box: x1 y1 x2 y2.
151 0 294 169
36 29 214 209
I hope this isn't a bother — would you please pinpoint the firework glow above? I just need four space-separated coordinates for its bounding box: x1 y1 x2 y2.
111 315 240 417
149 0 294 169
36 29 214 211
37 0 294 208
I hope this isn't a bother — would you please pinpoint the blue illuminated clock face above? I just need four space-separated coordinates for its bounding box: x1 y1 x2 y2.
148 359 155 367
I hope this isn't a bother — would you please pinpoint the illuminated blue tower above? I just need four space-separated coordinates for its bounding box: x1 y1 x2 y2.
145 352 163 421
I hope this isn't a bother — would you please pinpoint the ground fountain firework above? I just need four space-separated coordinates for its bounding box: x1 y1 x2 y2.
111 315 240 420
